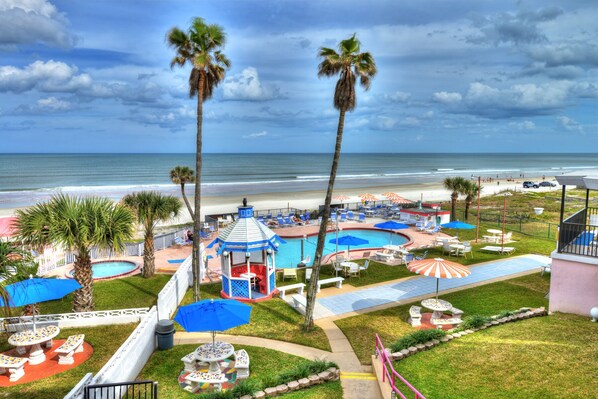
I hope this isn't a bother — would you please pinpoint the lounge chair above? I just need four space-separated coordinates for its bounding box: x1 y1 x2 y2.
362 251 371 259
277 217 286 227
282 268 297 280
358 213 366 223
347 211 355 221
300 214 307 223
415 221 424 231
425 225 441 234
480 246 516 255
339 213 347 223
415 250 428 261
402 253 414 265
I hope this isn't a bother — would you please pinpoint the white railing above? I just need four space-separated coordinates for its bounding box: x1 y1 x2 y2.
156 255 193 320
0 308 150 333
90 306 159 388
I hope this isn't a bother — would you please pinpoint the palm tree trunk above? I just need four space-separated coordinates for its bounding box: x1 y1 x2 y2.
72 249 94 312
464 197 472 220
180 183 195 219
451 193 458 221
303 109 346 332
143 231 155 278
192 71 205 302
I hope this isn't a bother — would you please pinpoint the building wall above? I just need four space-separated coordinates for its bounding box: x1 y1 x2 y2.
549 255 598 316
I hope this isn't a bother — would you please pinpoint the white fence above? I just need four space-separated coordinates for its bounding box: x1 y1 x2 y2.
62 254 196 399
0 308 150 333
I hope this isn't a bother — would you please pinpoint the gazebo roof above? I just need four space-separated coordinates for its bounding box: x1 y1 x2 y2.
207 205 285 254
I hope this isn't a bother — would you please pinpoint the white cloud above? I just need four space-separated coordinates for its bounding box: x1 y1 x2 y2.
508 120 535 130
0 60 91 93
36 96 72 111
0 0 76 48
557 116 583 132
399 117 421 127
222 67 283 101
385 91 411 102
371 116 397 130
243 130 268 139
432 91 462 104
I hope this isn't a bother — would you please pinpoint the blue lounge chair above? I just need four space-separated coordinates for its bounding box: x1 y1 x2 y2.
300 214 307 223
331 213 337 222
340 213 347 222
415 251 428 261
347 211 355 221
403 253 415 265
358 213 366 223
305 211 310 220
426 225 441 235
284 216 294 226
277 217 286 227
267 213 272 219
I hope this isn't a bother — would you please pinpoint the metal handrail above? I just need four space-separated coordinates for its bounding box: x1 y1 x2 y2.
375 334 426 399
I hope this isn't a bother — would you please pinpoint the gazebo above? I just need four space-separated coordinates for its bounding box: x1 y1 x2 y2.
208 199 286 302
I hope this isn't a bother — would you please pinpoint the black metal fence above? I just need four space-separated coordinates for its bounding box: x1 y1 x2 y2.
84 380 157 399
558 207 598 257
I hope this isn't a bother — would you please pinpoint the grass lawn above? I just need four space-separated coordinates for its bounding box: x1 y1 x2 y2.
0 323 136 399
138 344 342 399
32 274 172 315
395 313 598 399
177 283 331 351
334 273 550 365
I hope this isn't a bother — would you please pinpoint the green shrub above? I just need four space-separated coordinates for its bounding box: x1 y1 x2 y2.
389 329 446 352
276 360 337 385
496 310 515 319
230 379 261 397
460 314 491 330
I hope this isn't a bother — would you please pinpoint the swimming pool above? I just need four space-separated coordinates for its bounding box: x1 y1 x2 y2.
275 228 409 268
69 260 138 280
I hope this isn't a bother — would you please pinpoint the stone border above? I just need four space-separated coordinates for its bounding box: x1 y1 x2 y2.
237 367 340 399
389 307 548 361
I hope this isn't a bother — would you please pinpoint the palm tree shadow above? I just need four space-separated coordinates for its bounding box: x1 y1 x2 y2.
117 278 159 301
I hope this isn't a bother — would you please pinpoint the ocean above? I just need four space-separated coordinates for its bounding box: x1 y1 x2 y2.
0 153 596 209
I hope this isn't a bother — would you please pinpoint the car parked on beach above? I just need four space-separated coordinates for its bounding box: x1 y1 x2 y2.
539 181 557 187
523 181 539 188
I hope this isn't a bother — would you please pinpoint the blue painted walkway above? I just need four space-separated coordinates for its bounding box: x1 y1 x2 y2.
316 254 550 318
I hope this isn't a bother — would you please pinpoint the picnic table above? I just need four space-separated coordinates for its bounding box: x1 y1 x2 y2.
421 298 452 319
8 325 60 365
339 261 360 277
195 341 234 373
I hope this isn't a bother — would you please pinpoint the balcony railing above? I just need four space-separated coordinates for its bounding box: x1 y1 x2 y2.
558 207 598 257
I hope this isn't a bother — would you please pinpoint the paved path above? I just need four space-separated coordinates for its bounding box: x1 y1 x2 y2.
316 254 550 318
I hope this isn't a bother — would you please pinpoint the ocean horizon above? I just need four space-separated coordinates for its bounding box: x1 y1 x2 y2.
1 153 597 209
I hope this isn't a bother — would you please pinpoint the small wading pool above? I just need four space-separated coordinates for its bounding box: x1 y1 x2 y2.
69 260 138 280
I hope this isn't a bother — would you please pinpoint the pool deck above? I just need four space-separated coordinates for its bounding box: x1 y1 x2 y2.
289 254 550 320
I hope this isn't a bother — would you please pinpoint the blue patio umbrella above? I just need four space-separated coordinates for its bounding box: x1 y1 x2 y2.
328 235 369 254
374 221 409 244
441 220 475 238
0 277 81 331
174 298 252 346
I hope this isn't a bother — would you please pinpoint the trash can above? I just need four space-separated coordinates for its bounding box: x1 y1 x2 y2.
155 319 175 350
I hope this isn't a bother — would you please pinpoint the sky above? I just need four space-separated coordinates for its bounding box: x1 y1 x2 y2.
0 0 597 153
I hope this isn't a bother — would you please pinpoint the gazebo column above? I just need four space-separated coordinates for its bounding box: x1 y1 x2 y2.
246 252 252 299
265 250 270 293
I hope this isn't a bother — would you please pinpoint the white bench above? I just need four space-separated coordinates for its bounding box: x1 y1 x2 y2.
480 246 516 255
55 334 85 365
449 307 464 320
409 306 422 327
278 283 305 299
431 317 463 326
185 371 227 391
0 354 28 381
292 294 307 314
316 277 344 293
234 349 250 379
181 352 197 372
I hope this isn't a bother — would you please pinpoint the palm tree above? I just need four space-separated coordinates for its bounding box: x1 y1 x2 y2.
167 17 230 302
123 192 182 278
15 195 134 312
0 241 38 318
462 180 482 220
303 34 376 331
170 166 195 219
443 176 468 221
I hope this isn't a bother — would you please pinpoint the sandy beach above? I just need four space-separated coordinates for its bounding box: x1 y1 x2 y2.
0 177 560 226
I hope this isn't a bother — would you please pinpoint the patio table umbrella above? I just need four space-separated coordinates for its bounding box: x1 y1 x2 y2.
333 195 350 202
174 298 252 346
374 220 409 245
0 277 82 332
407 258 470 299
359 193 378 202
390 196 413 205
440 220 475 238
328 235 369 254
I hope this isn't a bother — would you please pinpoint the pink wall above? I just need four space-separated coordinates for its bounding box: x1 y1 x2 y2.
549 257 598 316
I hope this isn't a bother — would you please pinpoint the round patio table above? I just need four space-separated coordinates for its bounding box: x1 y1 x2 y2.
421 298 452 319
195 341 235 373
8 325 60 365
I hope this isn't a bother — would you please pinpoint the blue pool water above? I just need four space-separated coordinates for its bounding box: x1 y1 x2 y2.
275 229 407 268
70 261 137 279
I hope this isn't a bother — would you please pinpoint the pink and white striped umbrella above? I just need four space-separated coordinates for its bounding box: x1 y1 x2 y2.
390 195 413 205
333 195 350 202
408 258 470 299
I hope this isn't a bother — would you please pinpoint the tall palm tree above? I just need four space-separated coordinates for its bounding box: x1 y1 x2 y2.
0 241 38 318
167 17 230 302
15 195 134 312
462 180 482 220
303 34 376 331
443 176 468 221
170 166 195 219
123 192 182 278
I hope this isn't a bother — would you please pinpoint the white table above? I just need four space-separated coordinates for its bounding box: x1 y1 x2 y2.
8 325 60 365
450 244 465 256
340 261 360 277
195 341 235 373
421 298 452 319
487 229 502 235
365 209 375 217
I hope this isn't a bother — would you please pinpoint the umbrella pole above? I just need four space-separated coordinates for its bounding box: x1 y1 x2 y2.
436 279 439 300
212 331 216 347
33 310 36 333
